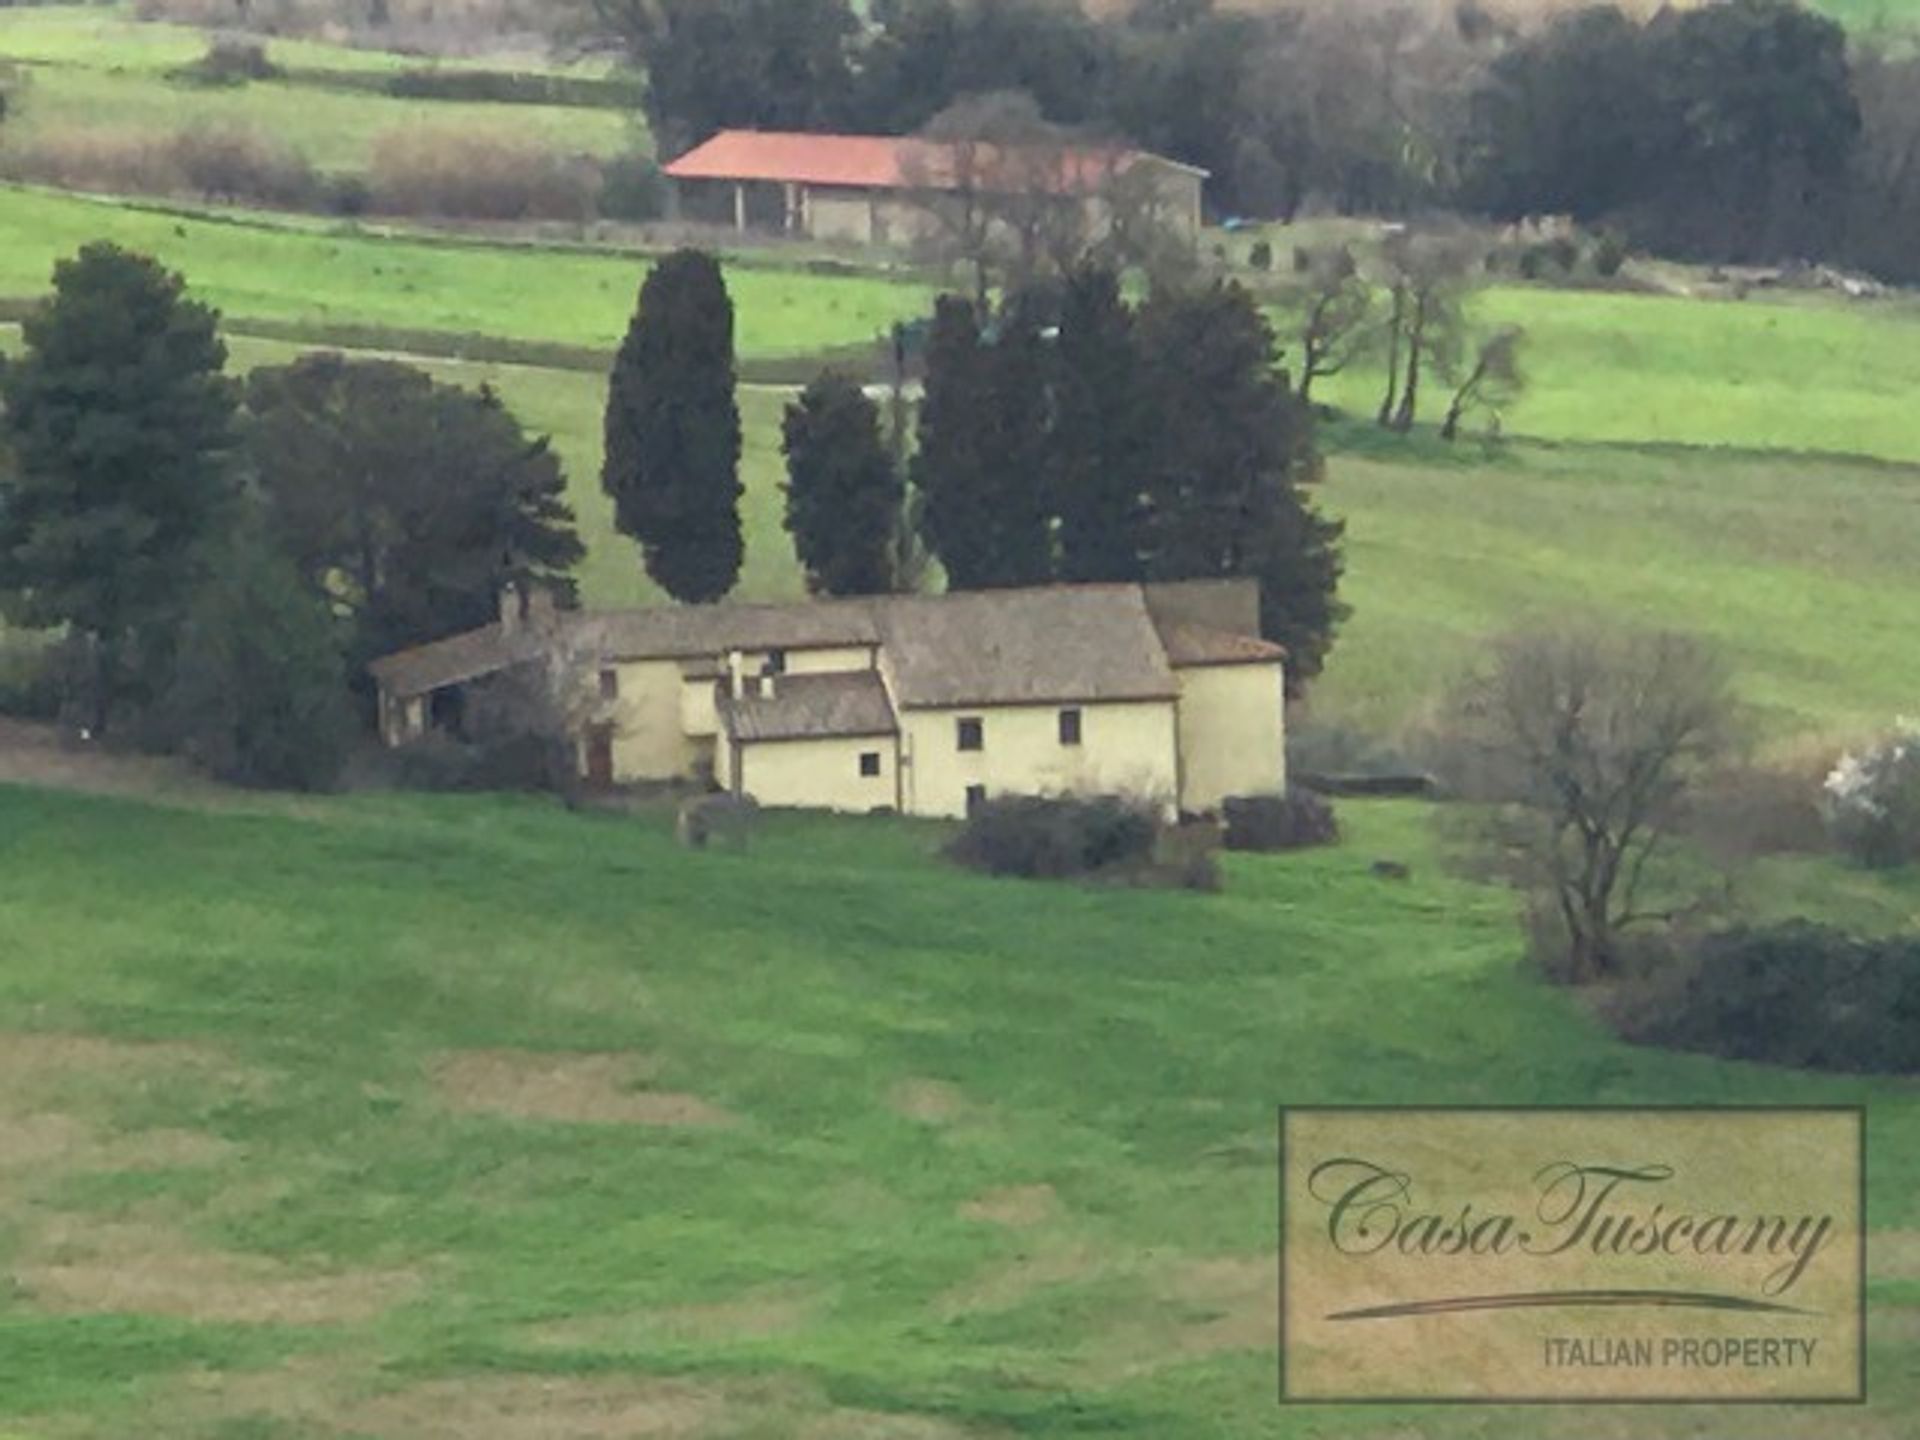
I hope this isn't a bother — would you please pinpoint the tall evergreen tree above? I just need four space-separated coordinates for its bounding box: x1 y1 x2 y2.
602 250 744 604
782 372 903 596
245 354 584 674
913 296 1052 590
0 242 237 730
1049 266 1148 583
1136 280 1345 688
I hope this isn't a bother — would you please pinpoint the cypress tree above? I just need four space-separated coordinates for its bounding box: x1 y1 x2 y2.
1137 280 1345 689
913 294 1052 591
1049 265 1148 583
782 372 903 596
602 249 743 604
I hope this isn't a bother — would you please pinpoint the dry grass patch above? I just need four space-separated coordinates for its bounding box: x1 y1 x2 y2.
932 1240 1105 1319
15 1217 422 1325
888 1078 972 1126
1076 1254 1278 1384
958 1183 1058 1228
527 1288 816 1351
796 1412 997 1440
344 1376 731 1439
431 1050 734 1128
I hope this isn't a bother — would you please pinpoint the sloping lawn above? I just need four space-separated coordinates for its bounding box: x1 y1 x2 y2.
0 785 1913 1438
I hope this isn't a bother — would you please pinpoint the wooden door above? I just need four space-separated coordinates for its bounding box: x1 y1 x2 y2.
585 725 615 790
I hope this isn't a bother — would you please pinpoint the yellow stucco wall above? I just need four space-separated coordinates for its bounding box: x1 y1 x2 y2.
898 700 1179 820
603 658 702 782
1172 661 1287 814
730 735 898 812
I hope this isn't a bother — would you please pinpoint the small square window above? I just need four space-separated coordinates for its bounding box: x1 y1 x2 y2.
764 649 788 675
965 783 987 815
1058 708 1083 746
957 716 984 752
859 750 882 777
598 668 619 700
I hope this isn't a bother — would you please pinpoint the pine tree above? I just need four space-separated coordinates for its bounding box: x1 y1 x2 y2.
1049 265 1148 583
602 250 743 604
913 294 1052 591
782 372 903 596
0 243 237 730
1137 280 1346 689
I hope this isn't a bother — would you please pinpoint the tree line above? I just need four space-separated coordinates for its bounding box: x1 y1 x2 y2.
0 244 583 789
594 0 1920 284
601 252 1347 689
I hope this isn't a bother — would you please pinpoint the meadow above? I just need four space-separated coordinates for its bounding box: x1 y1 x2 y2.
0 7 633 172
0 784 1913 1439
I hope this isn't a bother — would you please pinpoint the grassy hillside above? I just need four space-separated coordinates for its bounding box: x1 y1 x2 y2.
0 784 1911 1439
0 7 633 172
0 189 936 358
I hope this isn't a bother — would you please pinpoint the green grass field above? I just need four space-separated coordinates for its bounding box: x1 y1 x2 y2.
0 8 636 173
0 188 936 357
0 784 1911 1439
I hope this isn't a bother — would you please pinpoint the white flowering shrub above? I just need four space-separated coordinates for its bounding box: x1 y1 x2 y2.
1824 720 1920 867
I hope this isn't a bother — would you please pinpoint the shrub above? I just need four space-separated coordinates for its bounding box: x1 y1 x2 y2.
1222 791 1339 852
1592 229 1630 277
1689 760 1829 862
159 528 355 792
1823 722 1920 866
946 793 1159 880
367 126 597 221
172 124 316 206
369 731 572 793
0 632 63 721
1607 922 1920 1075
597 152 667 222
1248 239 1273 271
173 37 283 86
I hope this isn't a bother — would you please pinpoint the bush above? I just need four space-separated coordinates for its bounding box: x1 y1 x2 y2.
159 528 355 792
368 730 571 793
1222 791 1339 852
1608 922 1920 1075
0 632 63 721
367 126 597 221
597 152 667 222
1689 760 1829 862
1248 239 1273 271
1823 723 1920 866
173 37 283 86
947 793 1159 880
0 124 314 208
1592 229 1630 277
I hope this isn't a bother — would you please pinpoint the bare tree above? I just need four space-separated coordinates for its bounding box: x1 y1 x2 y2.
1443 625 1737 984
1376 229 1475 432
1284 246 1375 405
1440 324 1523 441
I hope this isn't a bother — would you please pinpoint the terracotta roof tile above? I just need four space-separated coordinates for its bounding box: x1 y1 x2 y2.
662 130 1206 192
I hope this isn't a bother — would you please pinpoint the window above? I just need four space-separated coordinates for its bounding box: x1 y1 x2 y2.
764 648 788 676
859 751 882 778
1058 708 1083 746
957 716 984 752
598 667 620 700
965 783 987 815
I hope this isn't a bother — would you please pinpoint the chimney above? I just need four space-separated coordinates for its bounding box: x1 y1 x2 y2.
759 673 778 700
727 650 746 700
498 581 523 632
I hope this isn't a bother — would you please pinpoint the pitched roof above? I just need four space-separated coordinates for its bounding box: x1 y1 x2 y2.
368 583 1280 704
718 670 898 743
877 586 1178 709
662 130 1206 193
1154 619 1288 668
366 622 543 698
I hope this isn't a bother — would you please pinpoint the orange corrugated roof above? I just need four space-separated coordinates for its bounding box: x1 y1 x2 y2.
661 130 1205 193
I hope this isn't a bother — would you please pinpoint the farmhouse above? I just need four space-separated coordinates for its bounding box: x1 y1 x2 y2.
661 129 1207 249
369 580 1285 818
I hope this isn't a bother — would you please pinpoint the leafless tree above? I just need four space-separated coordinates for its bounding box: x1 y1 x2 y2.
1440 324 1523 441
1376 228 1476 432
1442 625 1737 984
1283 246 1375 405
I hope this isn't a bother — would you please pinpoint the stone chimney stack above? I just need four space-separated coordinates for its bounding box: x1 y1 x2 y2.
727 650 746 700
498 581 524 633
759 673 777 699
